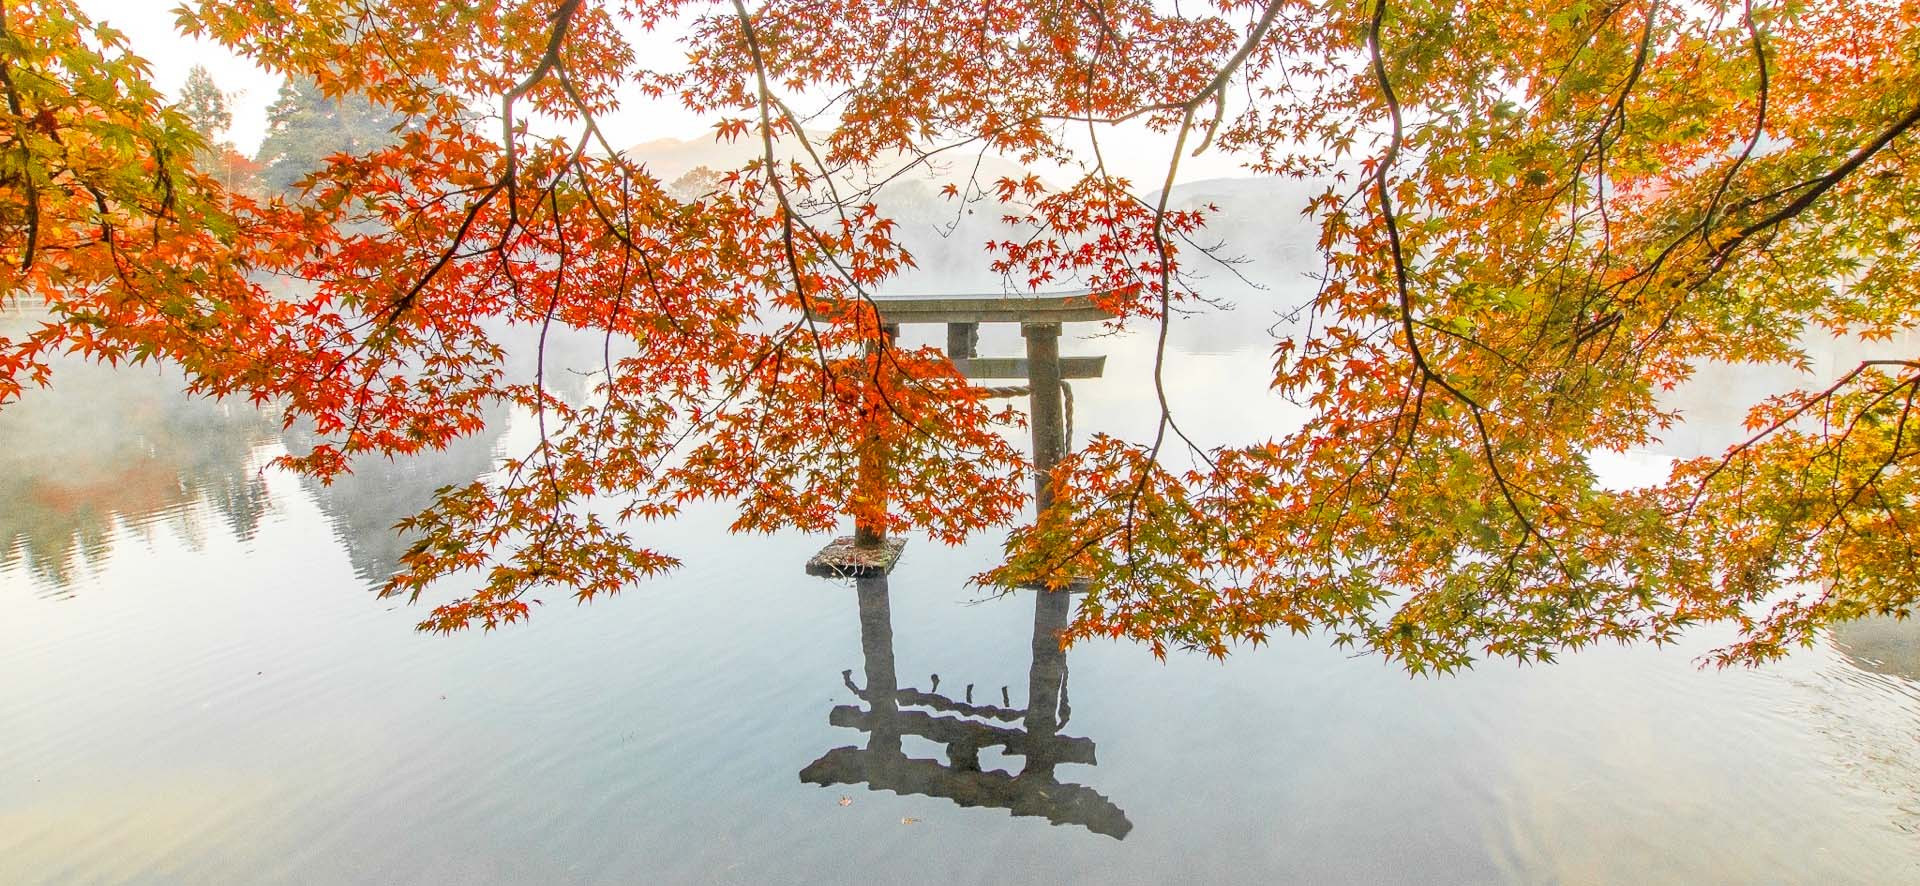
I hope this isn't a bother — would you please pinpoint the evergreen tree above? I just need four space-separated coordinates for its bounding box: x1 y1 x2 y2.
177 64 230 144
254 75 407 194
174 64 255 192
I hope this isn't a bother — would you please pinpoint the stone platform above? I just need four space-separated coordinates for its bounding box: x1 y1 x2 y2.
804 537 908 578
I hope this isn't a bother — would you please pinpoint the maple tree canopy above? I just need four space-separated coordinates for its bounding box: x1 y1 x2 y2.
3 0 1918 671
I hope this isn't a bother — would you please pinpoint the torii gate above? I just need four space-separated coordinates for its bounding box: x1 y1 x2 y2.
806 290 1114 576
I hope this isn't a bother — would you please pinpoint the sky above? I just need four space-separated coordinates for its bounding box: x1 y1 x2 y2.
77 0 710 154
76 0 1256 185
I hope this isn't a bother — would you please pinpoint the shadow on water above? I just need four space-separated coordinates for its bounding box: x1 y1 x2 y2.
801 576 1132 839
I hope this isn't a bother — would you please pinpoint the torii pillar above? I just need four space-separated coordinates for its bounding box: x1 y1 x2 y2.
806 291 1113 578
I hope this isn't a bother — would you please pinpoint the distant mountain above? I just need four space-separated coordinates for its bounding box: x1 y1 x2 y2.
622 133 1031 198
622 136 1327 352
622 135 768 185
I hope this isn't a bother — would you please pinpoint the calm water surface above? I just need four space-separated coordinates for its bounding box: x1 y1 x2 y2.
5 316 1920 885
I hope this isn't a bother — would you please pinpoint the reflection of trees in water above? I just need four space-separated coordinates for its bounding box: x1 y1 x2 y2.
0 355 510 596
0 357 278 592
1833 616 1920 683
801 579 1132 838
0 308 618 594
295 321 601 586
285 410 509 588
1820 616 1920 834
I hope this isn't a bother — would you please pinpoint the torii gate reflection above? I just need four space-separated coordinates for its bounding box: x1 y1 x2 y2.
799 578 1132 839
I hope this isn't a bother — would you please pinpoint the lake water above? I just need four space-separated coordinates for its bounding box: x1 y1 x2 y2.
5 314 1920 885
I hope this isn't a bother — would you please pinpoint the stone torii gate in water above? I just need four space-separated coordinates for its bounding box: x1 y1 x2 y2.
806 290 1113 576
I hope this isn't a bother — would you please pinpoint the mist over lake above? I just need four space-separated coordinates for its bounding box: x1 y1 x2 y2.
7 173 1920 884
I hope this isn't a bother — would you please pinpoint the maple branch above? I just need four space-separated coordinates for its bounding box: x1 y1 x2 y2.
1810 379 1919 538
507 0 582 103
1678 360 1920 516
723 23 1007 482
324 176 507 380
534 187 569 515
320 0 589 392
1185 0 1285 147
1610 94 1920 320
1712 97 1920 263
1541 1 1659 341
731 0 833 404
0 4 36 273
498 0 582 240
1697 0 1769 241
1143 106 1215 471
1368 0 1561 571
761 98 922 411
546 64 690 342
